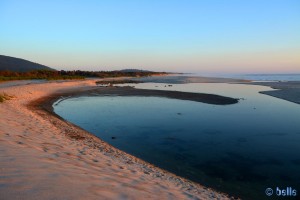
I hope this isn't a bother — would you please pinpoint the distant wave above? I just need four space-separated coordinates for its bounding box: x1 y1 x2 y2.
232 74 300 81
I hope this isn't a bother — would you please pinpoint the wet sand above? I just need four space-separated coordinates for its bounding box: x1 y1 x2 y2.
0 79 232 200
42 86 239 108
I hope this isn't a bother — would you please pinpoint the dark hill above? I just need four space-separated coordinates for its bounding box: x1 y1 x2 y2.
0 55 55 72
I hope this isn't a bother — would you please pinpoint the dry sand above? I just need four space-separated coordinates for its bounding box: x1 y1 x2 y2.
0 80 232 200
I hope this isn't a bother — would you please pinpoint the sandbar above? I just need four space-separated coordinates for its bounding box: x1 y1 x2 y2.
246 81 300 104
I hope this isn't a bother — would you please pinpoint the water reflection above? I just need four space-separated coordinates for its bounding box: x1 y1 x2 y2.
54 83 300 200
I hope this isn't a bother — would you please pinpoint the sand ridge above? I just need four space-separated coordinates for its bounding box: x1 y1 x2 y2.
0 80 232 200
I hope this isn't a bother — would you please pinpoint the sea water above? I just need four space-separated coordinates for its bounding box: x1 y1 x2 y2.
184 73 300 81
54 83 300 199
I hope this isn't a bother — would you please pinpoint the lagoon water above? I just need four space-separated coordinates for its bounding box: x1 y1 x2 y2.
54 83 300 199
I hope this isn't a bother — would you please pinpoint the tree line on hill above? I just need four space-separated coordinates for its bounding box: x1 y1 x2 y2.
0 70 166 81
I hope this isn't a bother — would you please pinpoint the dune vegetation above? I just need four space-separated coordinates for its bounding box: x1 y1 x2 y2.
0 92 15 103
0 70 166 81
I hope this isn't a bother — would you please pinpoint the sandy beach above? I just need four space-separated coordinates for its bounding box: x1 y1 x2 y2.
0 79 232 200
1 1 299 198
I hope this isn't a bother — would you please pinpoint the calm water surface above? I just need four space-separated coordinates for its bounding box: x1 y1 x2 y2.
184 73 300 81
54 83 300 199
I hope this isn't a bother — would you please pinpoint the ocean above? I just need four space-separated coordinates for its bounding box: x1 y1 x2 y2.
184 73 300 81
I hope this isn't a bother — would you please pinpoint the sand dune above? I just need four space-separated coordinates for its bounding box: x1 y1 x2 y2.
0 80 231 200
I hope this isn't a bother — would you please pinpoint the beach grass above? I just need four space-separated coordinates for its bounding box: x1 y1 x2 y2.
0 92 15 103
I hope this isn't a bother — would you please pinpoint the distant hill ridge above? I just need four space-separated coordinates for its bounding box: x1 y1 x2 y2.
0 55 55 72
119 69 153 73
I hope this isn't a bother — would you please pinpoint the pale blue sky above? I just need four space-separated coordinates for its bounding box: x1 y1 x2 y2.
0 0 299 73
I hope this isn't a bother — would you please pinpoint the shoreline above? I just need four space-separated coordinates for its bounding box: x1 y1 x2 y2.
0 79 232 200
1 78 299 199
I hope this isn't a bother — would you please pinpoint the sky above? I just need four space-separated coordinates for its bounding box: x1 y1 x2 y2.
0 0 299 73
